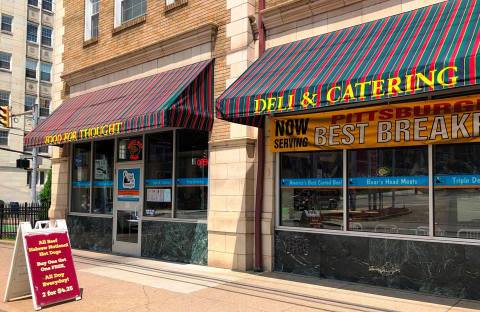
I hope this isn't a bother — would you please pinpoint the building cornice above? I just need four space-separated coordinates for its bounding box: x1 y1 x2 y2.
261 0 363 30
62 23 218 86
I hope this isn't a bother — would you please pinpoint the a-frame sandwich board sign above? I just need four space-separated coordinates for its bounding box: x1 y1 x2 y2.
4 220 81 310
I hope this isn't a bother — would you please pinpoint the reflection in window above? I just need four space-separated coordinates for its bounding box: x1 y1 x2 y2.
71 143 91 213
175 130 208 220
280 151 343 229
434 143 480 239
348 147 429 235
144 132 173 217
92 140 114 214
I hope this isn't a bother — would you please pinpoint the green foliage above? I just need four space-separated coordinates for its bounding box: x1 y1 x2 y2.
39 169 52 205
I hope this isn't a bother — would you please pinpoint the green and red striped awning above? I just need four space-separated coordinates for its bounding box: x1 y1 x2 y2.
25 60 213 147
217 0 480 126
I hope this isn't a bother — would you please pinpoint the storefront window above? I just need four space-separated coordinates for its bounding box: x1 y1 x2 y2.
175 130 208 220
118 136 143 161
348 147 429 235
434 143 480 239
92 140 114 214
144 132 173 217
71 143 91 213
280 151 343 229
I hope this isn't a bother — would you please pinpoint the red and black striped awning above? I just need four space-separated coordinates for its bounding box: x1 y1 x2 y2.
216 0 480 127
25 60 214 147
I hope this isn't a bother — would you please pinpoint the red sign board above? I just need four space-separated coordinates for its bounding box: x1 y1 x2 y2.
24 231 81 308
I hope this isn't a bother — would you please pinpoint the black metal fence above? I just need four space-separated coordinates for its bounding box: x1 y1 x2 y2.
0 202 50 239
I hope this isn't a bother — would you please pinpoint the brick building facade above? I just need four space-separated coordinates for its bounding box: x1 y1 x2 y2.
29 0 480 300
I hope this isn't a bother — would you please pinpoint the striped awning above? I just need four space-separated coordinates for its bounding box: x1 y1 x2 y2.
217 0 480 126
25 60 213 147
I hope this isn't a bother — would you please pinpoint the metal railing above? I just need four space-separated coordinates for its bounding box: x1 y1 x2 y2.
0 202 50 239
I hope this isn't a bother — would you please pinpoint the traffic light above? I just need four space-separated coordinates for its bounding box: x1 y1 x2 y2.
16 158 30 169
0 106 9 128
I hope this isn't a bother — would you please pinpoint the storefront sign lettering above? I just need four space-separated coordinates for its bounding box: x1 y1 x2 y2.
256 66 458 114
43 121 123 145
270 95 480 152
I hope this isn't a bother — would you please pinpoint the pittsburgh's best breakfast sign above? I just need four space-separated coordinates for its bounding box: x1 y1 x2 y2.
270 95 480 152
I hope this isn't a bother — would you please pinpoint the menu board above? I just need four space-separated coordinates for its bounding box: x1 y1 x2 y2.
4 220 81 310
24 232 80 308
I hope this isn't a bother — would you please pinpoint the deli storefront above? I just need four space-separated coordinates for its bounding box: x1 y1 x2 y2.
25 61 213 264
217 0 480 299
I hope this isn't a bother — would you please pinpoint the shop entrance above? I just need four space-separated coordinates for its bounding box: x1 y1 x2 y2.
113 162 143 256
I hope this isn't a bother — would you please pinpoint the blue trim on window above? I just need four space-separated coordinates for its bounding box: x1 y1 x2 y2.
93 180 113 187
176 178 208 186
72 181 91 188
348 176 428 187
434 174 480 187
145 179 172 187
281 178 343 187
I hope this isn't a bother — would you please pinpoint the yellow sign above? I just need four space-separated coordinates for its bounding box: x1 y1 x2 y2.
255 66 458 114
270 95 480 152
44 122 123 145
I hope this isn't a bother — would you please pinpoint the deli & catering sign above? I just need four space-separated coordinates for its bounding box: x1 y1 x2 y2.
270 95 480 152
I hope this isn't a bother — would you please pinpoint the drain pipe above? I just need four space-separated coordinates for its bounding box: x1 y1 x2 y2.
254 0 266 272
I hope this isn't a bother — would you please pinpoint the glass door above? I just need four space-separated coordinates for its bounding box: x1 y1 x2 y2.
113 162 142 256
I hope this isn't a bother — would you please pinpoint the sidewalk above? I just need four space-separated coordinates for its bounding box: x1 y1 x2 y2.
1 240 479 312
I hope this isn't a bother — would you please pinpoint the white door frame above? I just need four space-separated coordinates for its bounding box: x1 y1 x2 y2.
113 161 143 256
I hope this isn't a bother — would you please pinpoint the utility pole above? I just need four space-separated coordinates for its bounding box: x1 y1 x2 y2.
30 2 43 203
30 102 39 203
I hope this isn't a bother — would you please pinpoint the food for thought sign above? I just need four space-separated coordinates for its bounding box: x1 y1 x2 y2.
4 220 81 310
270 95 480 152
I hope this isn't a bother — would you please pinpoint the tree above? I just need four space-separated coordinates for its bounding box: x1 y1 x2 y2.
39 169 51 205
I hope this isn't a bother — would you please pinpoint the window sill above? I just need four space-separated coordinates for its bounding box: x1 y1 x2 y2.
165 0 188 13
1 30 13 36
83 37 98 48
40 80 52 85
112 15 146 36
41 44 53 50
0 68 11 73
276 226 480 246
26 77 38 82
68 212 113 218
27 40 39 45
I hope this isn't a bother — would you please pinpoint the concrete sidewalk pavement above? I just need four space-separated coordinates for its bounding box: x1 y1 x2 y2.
1 241 479 312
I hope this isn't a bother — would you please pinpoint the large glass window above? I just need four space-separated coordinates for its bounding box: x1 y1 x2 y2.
71 143 91 213
41 27 52 47
434 143 480 239
0 52 11 70
27 23 38 42
348 147 429 235
144 132 173 217
26 58 37 79
40 62 52 81
25 95 36 112
42 0 53 11
92 140 114 214
280 151 343 229
1 14 13 32
0 130 7 145
175 130 208 219
39 98 50 117
0 91 9 106
121 0 146 23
